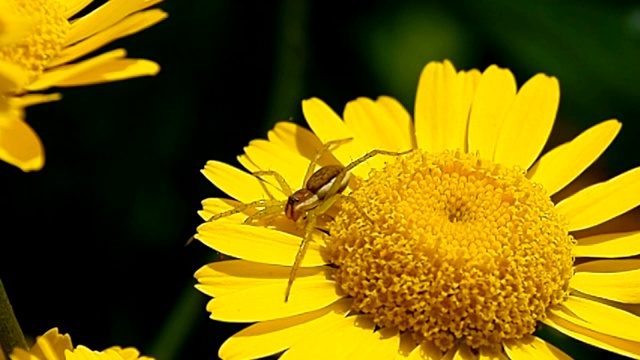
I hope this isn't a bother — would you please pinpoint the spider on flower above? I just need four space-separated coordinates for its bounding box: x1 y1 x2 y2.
193 138 413 301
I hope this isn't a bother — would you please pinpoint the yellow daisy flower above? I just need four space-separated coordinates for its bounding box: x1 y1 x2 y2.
193 60 640 359
9 328 153 360
0 0 167 171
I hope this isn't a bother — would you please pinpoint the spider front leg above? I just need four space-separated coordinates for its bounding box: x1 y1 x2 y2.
252 170 293 197
185 198 284 245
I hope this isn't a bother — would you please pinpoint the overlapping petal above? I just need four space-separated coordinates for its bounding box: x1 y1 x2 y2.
528 120 621 196
544 311 640 358
208 280 343 322
573 230 640 258
302 98 386 177
468 65 516 158
344 96 414 152
219 298 352 360
280 315 375 360
555 166 640 231
196 223 326 266
195 260 333 297
503 335 570 360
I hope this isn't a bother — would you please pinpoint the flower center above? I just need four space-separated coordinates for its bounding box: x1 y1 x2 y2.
327 150 575 351
0 0 69 86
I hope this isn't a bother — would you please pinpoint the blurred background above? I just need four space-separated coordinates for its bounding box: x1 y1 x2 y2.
2 0 640 359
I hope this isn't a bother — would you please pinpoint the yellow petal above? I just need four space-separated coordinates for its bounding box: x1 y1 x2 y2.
195 260 334 297
555 166 640 231
51 9 168 67
406 341 441 360
544 308 640 358
219 298 352 360
377 96 416 149
528 120 621 196
236 153 259 173
63 0 93 18
503 335 571 360
50 58 160 87
280 315 375 360
575 258 640 273
574 230 640 258
202 160 286 203
450 69 481 153
478 346 508 360
468 65 517 159
65 0 163 46
0 60 29 93
351 327 400 360
0 109 44 172
302 97 384 177
493 74 559 170
10 328 72 360
11 93 62 108
413 60 457 152
196 223 326 266
243 139 309 189
267 122 340 167
26 49 127 91
208 279 343 322
570 268 640 303
343 96 413 152
394 332 417 359
452 343 475 360
551 296 640 342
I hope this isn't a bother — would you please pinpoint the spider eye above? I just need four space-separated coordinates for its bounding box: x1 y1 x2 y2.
288 196 300 204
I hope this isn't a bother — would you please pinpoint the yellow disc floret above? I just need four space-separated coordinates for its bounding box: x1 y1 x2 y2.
328 150 575 351
0 0 69 84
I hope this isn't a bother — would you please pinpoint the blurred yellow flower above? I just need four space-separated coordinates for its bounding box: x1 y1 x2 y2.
0 0 167 171
193 60 640 359
10 328 153 360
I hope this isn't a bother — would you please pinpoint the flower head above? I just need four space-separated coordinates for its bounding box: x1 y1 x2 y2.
194 60 640 359
9 328 154 360
0 0 167 171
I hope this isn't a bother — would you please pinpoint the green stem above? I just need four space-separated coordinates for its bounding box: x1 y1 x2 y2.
262 0 309 134
0 279 28 358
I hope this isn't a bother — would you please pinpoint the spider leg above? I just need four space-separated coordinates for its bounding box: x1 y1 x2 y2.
243 202 286 224
252 170 293 196
185 198 283 246
303 138 353 186
284 193 341 302
325 148 414 198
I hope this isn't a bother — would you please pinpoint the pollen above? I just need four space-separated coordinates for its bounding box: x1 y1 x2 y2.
328 150 575 351
0 0 69 85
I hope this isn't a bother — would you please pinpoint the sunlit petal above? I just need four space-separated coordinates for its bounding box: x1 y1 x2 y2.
468 65 516 159
555 166 640 231
280 315 375 360
503 335 570 360
544 309 640 358
570 269 640 304
493 74 559 169
195 260 334 297
219 298 351 360
574 230 640 258
528 120 621 196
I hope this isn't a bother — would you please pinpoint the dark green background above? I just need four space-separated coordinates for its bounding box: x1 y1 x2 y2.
2 0 640 359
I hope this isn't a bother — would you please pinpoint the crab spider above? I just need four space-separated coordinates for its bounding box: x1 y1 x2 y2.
195 138 413 301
